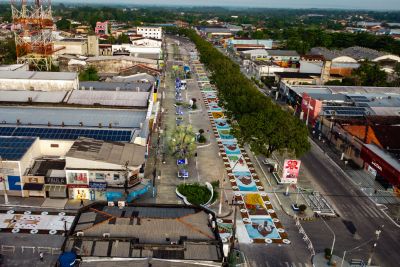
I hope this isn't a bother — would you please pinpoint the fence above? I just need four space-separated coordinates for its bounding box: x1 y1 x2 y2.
295 218 315 257
1 245 61 255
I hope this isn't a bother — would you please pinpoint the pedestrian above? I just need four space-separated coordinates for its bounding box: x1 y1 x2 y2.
80 198 84 207
39 252 44 261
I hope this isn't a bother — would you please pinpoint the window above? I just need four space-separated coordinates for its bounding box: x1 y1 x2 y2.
113 174 120 180
95 173 105 180
50 144 59 148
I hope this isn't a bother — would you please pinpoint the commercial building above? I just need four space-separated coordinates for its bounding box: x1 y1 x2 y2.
309 46 400 73
63 203 223 264
65 137 146 200
0 136 40 197
136 26 162 40
0 71 79 91
54 36 99 57
95 21 109 36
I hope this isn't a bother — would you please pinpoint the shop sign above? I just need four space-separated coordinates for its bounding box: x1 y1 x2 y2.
67 184 89 188
89 182 107 189
281 159 301 184
66 170 89 185
23 176 44 184
45 176 67 185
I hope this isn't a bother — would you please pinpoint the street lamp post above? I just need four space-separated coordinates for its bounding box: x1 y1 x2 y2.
340 237 376 267
367 225 384 266
322 218 336 265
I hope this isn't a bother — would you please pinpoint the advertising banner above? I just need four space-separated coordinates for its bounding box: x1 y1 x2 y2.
281 159 301 184
66 171 89 185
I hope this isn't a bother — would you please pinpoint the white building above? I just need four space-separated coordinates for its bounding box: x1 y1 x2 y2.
65 137 146 199
112 44 162 59
136 26 162 40
0 71 79 91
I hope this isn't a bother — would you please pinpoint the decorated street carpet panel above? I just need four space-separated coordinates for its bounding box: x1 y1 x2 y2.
196 63 289 244
0 209 74 235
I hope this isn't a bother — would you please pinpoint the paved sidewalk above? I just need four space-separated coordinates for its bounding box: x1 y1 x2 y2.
312 253 350 267
0 195 93 211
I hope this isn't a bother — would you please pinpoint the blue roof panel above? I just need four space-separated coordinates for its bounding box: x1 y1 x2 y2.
0 136 36 160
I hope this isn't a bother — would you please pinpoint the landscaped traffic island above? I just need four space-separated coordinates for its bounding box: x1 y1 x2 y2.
176 182 219 206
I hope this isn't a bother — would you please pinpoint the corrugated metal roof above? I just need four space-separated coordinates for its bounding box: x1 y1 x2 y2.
0 90 67 103
67 90 150 107
0 106 146 128
80 81 152 92
0 71 77 80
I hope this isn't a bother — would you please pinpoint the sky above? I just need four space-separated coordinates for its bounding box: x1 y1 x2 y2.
60 0 400 10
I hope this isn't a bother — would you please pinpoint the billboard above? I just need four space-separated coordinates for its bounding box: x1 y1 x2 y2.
281 159 301 184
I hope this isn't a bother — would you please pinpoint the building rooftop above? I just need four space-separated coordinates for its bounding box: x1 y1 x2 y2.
65 203 222 262
28 158 66 176
0 106 146 128
0 90 67 103
66 137 146 167
0 136 36 161
67 90 150 108
80 81 153 92
310 46 392 61
364 144 400 172
0 71 77 80
267 50 299 57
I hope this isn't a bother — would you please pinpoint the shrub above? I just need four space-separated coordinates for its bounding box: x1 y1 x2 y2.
298 204 307 213
198 134 206 143
177 183 212 205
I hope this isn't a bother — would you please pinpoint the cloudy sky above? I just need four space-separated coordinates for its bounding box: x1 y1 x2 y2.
61 0 399 10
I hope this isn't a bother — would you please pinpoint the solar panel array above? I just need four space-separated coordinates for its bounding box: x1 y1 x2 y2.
0 127 133 142
348 95 371 103
0 137 35 160
323 106 366 116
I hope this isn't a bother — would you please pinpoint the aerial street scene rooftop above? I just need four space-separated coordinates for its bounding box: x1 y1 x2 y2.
0 0 399 266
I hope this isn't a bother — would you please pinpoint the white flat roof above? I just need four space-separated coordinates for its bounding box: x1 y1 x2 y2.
0 71 77 80
67 90 150 107
0 90 67 103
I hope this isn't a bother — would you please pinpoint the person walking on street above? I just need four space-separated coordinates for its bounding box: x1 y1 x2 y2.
39 252 44 261
80 199 84 207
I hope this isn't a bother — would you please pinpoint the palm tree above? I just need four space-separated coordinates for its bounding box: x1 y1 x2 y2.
168 125 197 159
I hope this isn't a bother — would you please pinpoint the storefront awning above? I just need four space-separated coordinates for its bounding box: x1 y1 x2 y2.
23 183 44 191
44 184 66 192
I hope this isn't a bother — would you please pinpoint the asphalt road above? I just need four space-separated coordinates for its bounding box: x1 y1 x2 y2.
174 35 400 266
300 143 400 267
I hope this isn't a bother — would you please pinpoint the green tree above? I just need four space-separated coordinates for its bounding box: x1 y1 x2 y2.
117 33 130 44
79 66 99 81
353 61 388 86
56 18 71 31
392 62 400 87
0 38 16 64
168 125 197 159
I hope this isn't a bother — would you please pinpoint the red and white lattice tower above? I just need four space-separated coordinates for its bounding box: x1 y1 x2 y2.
11 0 54 70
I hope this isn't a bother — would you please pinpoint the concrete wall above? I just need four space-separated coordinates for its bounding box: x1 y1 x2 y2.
88 59 158 74
54 41 87 56
39 140 74 157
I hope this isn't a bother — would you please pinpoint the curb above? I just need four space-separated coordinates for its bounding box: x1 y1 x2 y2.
309 137 400 228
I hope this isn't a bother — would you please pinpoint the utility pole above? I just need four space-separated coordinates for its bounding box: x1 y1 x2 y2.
0 157 9 205
367 225 384 266
322 217 336 265
229 198 240 256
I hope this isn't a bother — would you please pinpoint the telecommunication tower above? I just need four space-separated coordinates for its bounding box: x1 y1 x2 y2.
11 0 55 70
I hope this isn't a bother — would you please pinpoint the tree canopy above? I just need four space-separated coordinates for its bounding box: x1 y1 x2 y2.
79 66 99 81
168 125 197 159
172 27 310 158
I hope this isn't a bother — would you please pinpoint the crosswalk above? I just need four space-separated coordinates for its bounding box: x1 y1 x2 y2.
249 260 312 267
340 203 385 219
